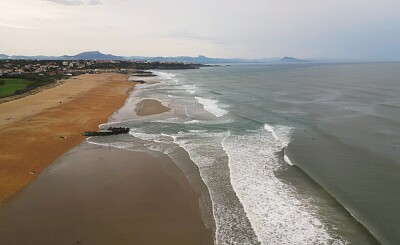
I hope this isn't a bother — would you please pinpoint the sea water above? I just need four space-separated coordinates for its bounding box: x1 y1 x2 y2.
89 63 400 244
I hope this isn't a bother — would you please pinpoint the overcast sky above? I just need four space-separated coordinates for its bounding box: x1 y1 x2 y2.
1 0 400 60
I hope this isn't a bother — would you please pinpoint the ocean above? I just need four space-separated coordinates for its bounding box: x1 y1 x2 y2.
89 63 400 244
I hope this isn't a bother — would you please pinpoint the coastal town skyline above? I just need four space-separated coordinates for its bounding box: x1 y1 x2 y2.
1 0 400 60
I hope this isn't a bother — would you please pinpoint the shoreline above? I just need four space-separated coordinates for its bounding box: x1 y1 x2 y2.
0 73 135 202
0 71 215 244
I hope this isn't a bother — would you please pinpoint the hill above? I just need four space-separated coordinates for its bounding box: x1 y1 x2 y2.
0 52 308 64
279 56 307 63
61 51 124 60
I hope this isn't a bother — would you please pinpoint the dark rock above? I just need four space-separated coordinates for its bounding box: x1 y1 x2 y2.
132 80 146 84
82 127 130 137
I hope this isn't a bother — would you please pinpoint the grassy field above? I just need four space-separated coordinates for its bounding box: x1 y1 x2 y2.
0 78 29 97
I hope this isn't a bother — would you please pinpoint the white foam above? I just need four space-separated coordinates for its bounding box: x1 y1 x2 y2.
264 123 280 141
264 123 293 167
188 129 208 133
222 128 347 245
195 96 228 118
273 125 293 146
264 123 293 147
161 133 178 141
86 138 137 150
151 118 183 123
90 124 346 244
184 119 203 124
183 84 196 94
283 150 295 166
184 118 234 125
170 131 260 244
129 129 168 143
129 129 259 244
152 70 176 80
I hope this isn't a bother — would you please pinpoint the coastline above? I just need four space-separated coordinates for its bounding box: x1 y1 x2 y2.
0 71 215 244
0 73 135 202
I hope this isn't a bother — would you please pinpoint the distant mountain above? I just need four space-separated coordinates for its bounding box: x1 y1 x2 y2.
0 51 124 61
0 54 59 60
123 55 307 64
61 51 124 60
0 51 307 64
279 56 307 63
0 54 10 59
126 55 250 64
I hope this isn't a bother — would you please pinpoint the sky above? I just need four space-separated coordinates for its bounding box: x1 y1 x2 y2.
1 0 400 60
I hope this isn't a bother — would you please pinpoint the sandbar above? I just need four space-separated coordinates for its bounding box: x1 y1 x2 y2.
135 99 171 116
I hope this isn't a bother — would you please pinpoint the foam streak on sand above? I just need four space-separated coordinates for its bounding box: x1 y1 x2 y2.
0 73 134 202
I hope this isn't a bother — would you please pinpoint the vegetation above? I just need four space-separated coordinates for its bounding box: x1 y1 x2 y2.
0 74 66 98
0 78 29 97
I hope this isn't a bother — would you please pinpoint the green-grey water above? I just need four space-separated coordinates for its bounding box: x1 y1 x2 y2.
109 63 398 244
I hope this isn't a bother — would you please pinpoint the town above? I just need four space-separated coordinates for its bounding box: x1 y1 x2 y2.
0 60 120 76
0 59 204 99
0 59 204 76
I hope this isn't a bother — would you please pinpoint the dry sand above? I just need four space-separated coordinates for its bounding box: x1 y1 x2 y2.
135 99 171 116
0 73 134 202
0 143 213 244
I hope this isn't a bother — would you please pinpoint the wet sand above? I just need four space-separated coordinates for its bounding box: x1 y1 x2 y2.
0 73 134 202
135 99 171 116
0 143 213 245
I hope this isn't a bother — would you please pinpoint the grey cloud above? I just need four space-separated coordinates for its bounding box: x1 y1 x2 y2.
87 0 102 5
0 23 38 30
46 0 84 5
164 30 228 45
46 0 102 6
4 0 400 59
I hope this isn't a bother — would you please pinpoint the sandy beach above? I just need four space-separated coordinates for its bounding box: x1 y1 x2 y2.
135 98 171 116
0 73 134 202
0 72 214 244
